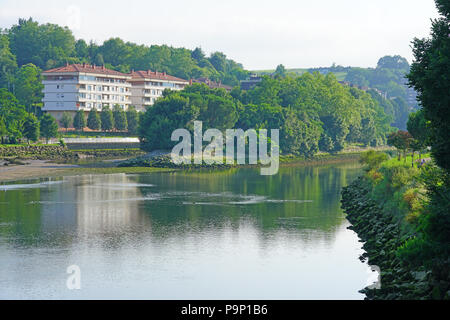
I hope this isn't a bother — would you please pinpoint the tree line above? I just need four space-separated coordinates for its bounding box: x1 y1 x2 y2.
1 17 248 90
140 72 394 157
66 105 139 134
0 88 58 143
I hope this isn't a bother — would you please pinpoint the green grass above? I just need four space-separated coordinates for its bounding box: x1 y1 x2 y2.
382 152 431 169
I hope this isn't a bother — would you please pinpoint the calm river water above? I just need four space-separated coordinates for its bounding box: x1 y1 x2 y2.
0 163 372 299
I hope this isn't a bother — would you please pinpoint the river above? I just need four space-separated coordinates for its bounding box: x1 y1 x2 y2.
0 162 373 299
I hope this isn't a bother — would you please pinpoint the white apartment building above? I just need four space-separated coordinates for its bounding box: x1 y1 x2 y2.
129 70 189 111
42 63 132 121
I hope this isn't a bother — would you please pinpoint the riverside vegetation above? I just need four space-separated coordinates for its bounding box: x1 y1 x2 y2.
342 151 449 299
341 0 450 300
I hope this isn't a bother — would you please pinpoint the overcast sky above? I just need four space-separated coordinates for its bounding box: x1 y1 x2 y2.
0 0 440 70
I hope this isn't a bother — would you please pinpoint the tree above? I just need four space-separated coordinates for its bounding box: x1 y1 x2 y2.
8 18 76 69
407 109 430 162
87 108 101 131
61 112 72 130
387 130 413 161
274 64 287 77
0 34 17 90
139 94 199 151
359 150 388 171
0 117 7 144
22 113 40 143
40 113 58 143
0 88 27 142
126 106 139 135
14 63 43 114
408 0 450 171
377 55 410 72
73 110 86 131
113 105 127 131
101 106 114 131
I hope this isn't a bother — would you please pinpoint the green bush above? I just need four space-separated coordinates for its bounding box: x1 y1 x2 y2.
359 150 388 171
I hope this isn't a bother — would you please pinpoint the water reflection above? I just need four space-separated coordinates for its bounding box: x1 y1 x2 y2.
0 162 368 299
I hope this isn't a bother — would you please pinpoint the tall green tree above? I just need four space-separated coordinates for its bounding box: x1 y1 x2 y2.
0 33 17 90
113 105 127 131
40 113 58 143
0 88 27 141
14 63 43 114
0 116 7 144
73 110 86 131
408 0 450 171
22 113 40 143
101 106 114 131
87 108 101 131
61 112 72 130
407 109 430 161
126 106 139 135
8 18 76 69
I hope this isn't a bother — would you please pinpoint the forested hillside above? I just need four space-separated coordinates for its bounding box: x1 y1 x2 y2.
140 73 394 156
255 56 417 131
1 18 248 88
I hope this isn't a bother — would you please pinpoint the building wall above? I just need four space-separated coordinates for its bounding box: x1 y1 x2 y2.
42 73 132 119
130 80 188 111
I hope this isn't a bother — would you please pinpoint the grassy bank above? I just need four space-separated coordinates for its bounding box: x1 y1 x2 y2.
341 152 449 299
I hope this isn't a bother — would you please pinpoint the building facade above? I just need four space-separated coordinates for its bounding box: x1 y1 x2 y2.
240 74 262 90
129 70 189 111
42 64 132 121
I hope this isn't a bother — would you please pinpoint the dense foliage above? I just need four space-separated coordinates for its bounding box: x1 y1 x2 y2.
342 0 450 299
400 0 450 294
140 73 394 157
2 18 248 87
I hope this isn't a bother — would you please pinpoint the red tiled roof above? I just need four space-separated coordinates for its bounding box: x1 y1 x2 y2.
129 70 188 82
43 64 130 77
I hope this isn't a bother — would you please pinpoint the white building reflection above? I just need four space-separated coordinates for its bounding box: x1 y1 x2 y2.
40 174 152 238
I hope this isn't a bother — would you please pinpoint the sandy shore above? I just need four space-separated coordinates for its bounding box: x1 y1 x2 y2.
0 160 79 182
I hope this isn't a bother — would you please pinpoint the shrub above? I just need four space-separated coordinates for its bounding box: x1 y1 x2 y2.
360 150 388 171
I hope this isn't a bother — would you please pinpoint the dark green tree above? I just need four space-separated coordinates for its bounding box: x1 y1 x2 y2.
407 109 430 161
40 113 58 143
0 34 17 90
113 105 127 131
274 64 287 78
60 112 72 130
22 113 40 143
126 106 139 135
73 110 86 131
87 108 101 131
408 0 450 171
0 88 27 141
101 106 114 131
14 63 43 114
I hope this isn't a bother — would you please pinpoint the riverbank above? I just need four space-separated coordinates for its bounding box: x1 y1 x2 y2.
0 146 391 183
0 159 175 182
341 153 449 299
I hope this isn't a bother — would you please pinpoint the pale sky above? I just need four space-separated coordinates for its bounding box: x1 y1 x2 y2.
0 0 440 70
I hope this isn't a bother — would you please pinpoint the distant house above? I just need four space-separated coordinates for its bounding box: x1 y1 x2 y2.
240 74 262 90
189 78 232 92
